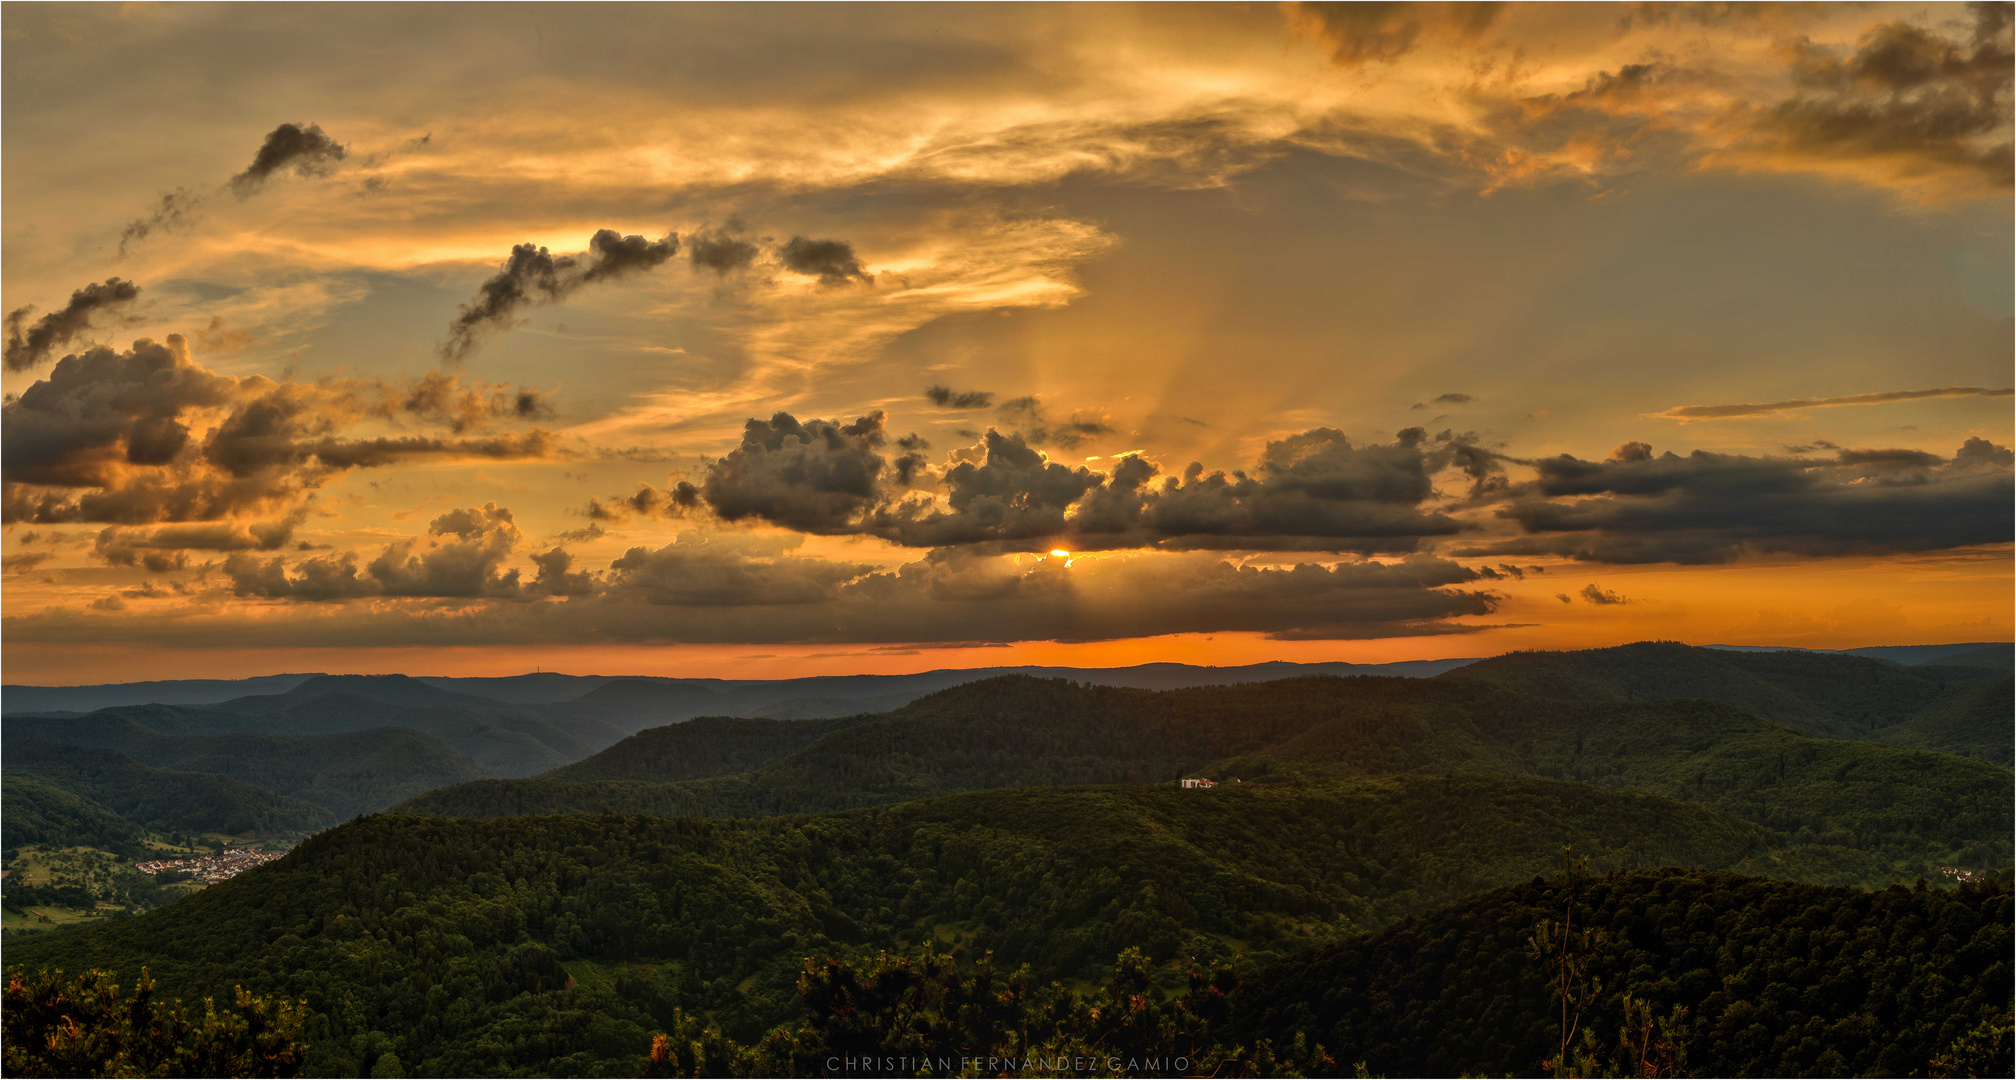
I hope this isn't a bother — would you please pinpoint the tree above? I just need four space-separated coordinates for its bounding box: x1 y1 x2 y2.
2 966 307 1078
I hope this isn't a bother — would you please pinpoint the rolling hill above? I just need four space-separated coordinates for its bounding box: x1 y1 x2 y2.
399 663 2013 873
3 741 327 841
5 773 1864 1076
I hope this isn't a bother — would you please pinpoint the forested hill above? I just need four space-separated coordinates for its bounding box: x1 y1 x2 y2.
398 669 2013 876
1225 869 2012 1078
543 713 878 784
1445 640 2012 759
2 775 1882 1077
4 741 326 842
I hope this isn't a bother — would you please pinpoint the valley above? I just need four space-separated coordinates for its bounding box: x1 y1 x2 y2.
3 642 2010 1076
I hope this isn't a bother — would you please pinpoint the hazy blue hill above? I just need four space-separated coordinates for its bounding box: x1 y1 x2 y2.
230 693 618 777
0 674 321 716
8 774 1823 1075
1938 643 2015 670
545 678 741 732
413 672 618 703
4 740 328 838
236 672 501 710
545 714 878 783
1 774 145 854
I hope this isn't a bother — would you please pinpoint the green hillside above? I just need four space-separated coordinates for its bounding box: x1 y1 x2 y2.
6 775 1859 1077
545 714 877 784
1226 869 2013 1078
4 741 327 838
400 673 2012 875
1447 641 2011 753
0 776 145 856
3 717 491 820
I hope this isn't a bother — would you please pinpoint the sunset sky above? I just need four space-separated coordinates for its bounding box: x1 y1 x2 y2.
3 1 2011 685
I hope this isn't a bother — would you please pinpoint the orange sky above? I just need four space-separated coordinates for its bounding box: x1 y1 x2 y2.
3 3 2010 683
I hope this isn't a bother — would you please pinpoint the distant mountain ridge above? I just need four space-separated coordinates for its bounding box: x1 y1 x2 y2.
2 658 1481 718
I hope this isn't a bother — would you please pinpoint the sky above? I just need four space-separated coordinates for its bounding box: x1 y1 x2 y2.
2 1 2011 685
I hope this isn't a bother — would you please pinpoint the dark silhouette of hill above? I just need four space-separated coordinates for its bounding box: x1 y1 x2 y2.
1445 640 2009 750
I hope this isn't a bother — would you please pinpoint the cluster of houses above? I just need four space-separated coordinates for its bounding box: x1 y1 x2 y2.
134 848 286 885
1936 865 1989 883
1180 777 1242 789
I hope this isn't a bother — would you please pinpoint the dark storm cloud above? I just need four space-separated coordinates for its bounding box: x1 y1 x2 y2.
1456 438 2015 564
440 229 680 362
4 279 143 372
229 123 348 197
925 385 995 409
1287 1 1503 66
777 235 871 285
1654 385 2014 419
687 227 761 275
1754 2 2013 188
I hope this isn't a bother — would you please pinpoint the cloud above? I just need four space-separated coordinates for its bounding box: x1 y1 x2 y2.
699 411 911 534
2 336 554 539
1653 385 2015 420
1432 392 1474 404
225 503 525 600
605 532 872 606
1286 1 1503 66
870 430 1107 547
1578 583 1631 605
440 228 680 362
1123 427 1473 552
1731 4 2015 192
118 189 201 256
777 235 871 285
994 395 1114 448
578 227 680 285
585 481 701 523
925 385 995 409
673 413 1486 554
229 122 348 197
687 226 761 275
1457 438 2015 564
4 278 143 372
20 540 1498 647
